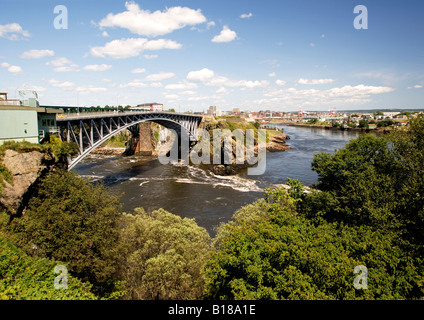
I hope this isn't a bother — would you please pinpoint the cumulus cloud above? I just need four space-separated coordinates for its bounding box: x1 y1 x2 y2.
83 64 112 72
20 49 54 59
143 54 158 59
185 68 269 90
187 68 215 82
46 57 80 72
212 26 237 43
298 78 335 85
90 38 182 59
0 23 30 40
131 68 146 74
275 79 286 86
1 62 23 75
98 2 207 37
165 82 198 90
240 13 253 19
120 79 164 88
144 72 176 81
76 86 108 94
260 84 394 108
48 79 75 90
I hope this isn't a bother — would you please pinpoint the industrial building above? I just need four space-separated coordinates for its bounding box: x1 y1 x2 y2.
0 91 63 145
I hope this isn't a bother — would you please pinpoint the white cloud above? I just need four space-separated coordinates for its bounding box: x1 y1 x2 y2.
131 68 146 74
48 79 75 90
46 57 80 72
165 82 198 90
144 54 158 59
119 79 164 88
20 49 54 59
260 84 394 108
207 21 216 28
186 68 269 90
90 38 182 59
98 2 207 37
310 43 316 47
269 72 276 77
1 62 23 75
212 25 237 43
102 31 109 37
216 87 228 94
144 72 176 81
187 68 215 82
76 86 108 94
120 81 148 88
410 85 423 89
240 13 253 19
165 94 179 100
83 64 112 72
275 79 286 86
0 23 30 40
298 78 335 85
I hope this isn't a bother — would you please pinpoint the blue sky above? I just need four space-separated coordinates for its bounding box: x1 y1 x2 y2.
0 0 423 112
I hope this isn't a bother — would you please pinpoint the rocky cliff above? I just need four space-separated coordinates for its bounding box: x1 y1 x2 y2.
0 149 55 216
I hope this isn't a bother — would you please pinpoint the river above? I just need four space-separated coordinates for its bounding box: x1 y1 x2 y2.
74 125 362 236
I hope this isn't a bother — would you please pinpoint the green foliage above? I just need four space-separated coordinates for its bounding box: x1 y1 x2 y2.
116 208 211 300
0 235 97 300
8 170 122 297
42 136 78 163
0 140 43 157
309 134 399 229
203 188 423 300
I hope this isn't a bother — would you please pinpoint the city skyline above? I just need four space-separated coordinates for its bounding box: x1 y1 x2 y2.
1 0 423 111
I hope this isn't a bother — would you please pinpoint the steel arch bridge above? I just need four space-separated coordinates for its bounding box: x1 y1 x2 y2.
56 111 203 170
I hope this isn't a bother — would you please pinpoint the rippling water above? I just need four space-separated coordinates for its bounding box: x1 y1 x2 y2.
74 125 362 235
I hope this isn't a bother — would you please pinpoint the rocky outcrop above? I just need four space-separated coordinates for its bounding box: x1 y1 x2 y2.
266 133 292 152
0 149 53 215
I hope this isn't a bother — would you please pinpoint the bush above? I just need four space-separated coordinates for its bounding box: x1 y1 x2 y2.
8 170 122 297
0 236 97 300
117 208 211 300
203 187 423 300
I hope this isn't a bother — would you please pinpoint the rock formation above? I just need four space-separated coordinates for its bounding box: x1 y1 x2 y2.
0 149 53 215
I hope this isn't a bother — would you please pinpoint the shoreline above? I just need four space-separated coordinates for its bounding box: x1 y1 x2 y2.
263 121 392 134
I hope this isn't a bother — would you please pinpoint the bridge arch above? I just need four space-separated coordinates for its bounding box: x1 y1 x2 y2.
56 112 203 170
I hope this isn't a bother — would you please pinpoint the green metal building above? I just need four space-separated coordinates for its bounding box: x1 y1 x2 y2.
0 91 63 145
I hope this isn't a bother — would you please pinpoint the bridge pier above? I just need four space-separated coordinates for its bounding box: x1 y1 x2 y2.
125 122 154 156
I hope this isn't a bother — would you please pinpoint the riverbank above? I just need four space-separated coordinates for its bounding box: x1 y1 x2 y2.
264 121 392 134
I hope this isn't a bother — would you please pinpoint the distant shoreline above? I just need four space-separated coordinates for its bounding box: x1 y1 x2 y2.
261 121 392 134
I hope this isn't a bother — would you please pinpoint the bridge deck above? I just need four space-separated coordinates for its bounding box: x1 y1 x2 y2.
56 111 203 121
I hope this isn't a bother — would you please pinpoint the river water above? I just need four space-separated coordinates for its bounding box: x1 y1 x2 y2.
74 125 362 236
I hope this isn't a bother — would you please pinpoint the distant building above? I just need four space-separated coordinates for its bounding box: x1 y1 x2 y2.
208 106 217 116
135 103 164 111
0 91 63 145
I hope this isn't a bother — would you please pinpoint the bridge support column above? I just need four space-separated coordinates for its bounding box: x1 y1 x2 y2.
125 122 154 156
136 122 153 156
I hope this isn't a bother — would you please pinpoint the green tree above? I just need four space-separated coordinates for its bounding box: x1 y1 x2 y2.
116 208 211 300
203 187 421 300
8 171 122 297
307 134 399 229
0 236 97 300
